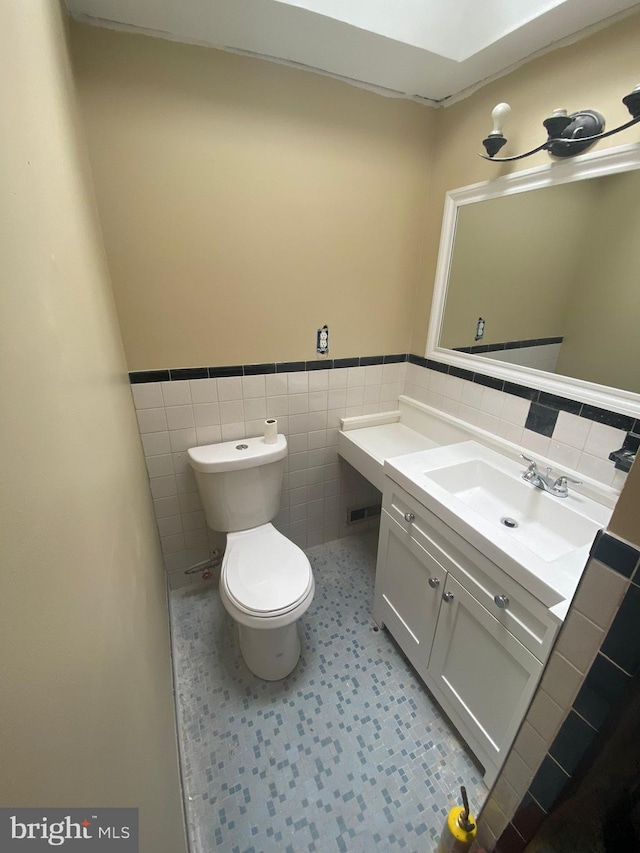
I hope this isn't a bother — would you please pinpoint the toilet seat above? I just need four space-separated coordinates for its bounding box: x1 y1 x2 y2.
222 524 313 618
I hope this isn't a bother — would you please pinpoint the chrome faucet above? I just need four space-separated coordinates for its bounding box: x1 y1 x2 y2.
520 455 582 498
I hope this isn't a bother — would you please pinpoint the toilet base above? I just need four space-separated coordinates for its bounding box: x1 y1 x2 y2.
238 621 301 681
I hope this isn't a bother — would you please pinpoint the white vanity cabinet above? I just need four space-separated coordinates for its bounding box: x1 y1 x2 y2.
373 480 559 786
428 574 544 785
373 510 446 684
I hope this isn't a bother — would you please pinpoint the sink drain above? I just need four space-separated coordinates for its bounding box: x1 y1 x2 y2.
501 517 519 529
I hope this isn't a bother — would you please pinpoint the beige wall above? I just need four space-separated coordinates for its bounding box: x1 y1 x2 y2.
555 171 640 392
0 4 186 850
70 23 435 371
411 10 640 356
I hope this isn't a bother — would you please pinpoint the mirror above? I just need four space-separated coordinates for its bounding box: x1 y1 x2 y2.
426 144 640 419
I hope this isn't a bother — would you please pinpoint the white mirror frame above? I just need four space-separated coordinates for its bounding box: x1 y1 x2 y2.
426 142 640 420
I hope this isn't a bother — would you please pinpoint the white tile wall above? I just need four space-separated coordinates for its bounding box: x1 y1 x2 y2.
134 358 629 578
132 364 404 574
405 363 628 488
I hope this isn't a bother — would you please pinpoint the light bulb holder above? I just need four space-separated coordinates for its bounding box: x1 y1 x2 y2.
622 86 640 118
482 134 508 158
546 110 605 158
542 112 573 139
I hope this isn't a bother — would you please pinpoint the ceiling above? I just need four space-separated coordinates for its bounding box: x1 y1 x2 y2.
65 0 640 104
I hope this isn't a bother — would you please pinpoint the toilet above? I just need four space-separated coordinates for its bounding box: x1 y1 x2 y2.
187 434 314 681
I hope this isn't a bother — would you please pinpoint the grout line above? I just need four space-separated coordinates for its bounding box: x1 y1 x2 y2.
569 706 599 732
545 752 571 776
597 649 635 678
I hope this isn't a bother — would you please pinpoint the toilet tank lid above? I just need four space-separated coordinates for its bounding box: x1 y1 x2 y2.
188 434 287 473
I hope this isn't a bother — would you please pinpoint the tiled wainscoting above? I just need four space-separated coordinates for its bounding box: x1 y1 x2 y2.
131 359 406 575
405 359 631 489
479 532 640 853
130 354 631 579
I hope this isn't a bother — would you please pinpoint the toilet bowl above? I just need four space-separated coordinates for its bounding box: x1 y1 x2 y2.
219 523 314 680
188 434 314 681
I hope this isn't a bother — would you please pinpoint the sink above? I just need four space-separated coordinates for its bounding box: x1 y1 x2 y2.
385 440 612 609
426 458 599 562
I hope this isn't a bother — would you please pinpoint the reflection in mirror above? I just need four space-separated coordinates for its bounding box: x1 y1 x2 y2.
441 172 640 393
428 145 640 417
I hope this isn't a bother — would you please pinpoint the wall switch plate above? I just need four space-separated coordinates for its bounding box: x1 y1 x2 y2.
316 325 329 355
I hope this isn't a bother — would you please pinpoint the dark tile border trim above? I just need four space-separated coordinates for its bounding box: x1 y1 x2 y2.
453 336 563 355
208 365 243 378
129 353 632 440
169 367 208 380
592 533 640 578
581 404 634 432
129 354 407 384
129 369 170 384
275 361 305 373
244 362 276 375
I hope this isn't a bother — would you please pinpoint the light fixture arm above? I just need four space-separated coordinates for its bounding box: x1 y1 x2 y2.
479 141 548 163
480 83 640 162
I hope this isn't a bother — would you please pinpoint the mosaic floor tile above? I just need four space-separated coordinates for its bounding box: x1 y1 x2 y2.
170 530 487 852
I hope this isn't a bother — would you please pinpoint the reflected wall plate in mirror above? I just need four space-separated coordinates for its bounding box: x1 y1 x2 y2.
426 142 640 419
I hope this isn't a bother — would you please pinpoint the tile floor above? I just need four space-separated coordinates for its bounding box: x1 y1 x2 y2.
170 530 486 853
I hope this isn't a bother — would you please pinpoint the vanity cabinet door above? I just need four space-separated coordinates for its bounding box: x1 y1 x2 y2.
428 575 543 785
373 510 446 682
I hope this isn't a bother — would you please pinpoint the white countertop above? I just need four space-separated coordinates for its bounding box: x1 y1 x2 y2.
385 441 611 619
338 397 618 620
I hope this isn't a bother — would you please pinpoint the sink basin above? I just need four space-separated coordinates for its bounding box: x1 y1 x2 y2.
385 441 612 609
426 458 599 563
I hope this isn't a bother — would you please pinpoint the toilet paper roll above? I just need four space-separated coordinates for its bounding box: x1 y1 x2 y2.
263 418 278 444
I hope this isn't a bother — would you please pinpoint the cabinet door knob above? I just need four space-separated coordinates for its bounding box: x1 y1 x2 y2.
404 512 415 523
442 591 454 603
494 594 509 609
428 577 440 589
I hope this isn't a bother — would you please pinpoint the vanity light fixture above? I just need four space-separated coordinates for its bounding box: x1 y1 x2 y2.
481 83 640 161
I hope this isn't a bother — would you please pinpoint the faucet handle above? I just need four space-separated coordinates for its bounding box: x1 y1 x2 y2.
552 474 582 497
554 475 582 486
520 454 539 480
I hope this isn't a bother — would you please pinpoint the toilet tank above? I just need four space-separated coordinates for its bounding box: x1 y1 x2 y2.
187 435 287 532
